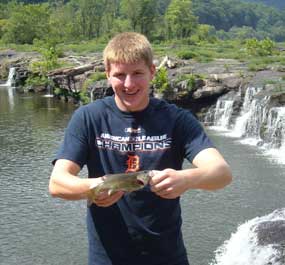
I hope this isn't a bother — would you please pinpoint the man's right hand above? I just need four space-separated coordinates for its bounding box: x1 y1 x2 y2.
90 190 124 207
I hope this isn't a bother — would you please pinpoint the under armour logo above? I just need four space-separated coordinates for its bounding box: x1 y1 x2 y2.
126 155 140 172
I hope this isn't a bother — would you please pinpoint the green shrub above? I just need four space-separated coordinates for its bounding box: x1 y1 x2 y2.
246 38 275 56
54 87 90 105
82 71 106 91
25 75 50 87
177 73 204 92
151 66 170 94
176 50 197 60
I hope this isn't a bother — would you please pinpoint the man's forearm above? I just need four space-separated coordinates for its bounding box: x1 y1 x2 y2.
49 172 95 200
182 162 232 191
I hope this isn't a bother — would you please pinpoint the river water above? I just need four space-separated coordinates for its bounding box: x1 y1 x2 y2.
0 87 284 265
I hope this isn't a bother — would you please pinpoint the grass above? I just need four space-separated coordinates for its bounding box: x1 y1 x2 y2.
59 40 106 55
1 39 285 74
0 42 36 52
247 55 285 71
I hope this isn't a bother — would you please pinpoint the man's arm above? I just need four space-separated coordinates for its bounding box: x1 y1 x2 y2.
150 148 233 199
49 159 124 206
49 159 98 200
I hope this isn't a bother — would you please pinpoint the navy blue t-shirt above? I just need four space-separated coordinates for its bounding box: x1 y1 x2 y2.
55 96 214 265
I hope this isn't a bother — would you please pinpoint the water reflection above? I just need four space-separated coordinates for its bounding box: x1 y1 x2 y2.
7 87 15 110
0 89 85 265
0 87 14 111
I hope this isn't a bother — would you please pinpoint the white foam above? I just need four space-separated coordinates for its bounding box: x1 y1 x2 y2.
211 209 285 265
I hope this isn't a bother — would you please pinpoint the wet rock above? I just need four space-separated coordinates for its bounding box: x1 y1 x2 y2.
254 218 285 265
255 220 285 246
88 79 113 101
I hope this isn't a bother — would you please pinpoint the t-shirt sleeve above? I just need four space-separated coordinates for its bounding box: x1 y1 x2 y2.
53 107 89 168
175 109 214 163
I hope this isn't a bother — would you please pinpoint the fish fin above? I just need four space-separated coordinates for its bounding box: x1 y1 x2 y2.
87 184 102 207
87 189 94 207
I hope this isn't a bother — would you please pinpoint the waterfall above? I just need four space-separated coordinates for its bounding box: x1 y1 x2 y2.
231 87 270 139
206 86 285 164
0 67 16 87
43 82 54 98
213 99 234 129
0 68 16 109
204 90 239 130
210 209 285 265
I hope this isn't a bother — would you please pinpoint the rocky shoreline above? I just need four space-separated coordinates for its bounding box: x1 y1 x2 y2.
1 49 285 155
1 50 284 117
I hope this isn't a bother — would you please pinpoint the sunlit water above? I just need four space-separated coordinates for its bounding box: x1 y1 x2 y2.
0 88 284 265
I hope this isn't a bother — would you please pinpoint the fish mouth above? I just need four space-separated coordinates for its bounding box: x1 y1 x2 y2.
137 179 146 186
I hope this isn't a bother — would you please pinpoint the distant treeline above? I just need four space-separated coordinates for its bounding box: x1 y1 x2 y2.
243 0 285 9
0 0 285 45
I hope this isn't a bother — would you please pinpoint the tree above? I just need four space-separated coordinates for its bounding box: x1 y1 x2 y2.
76 0 106 39
48 1 80 42
2 3 50 44
120 0 158 38
102 0 121 37
165 0 198 39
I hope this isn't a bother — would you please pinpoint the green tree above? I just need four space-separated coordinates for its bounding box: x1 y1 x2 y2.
228 26 257 40
76 0 106 39
165 0 197 39
139 0 158 37
2 3 50 44
102 0 121 37
48 1 80 42
246 38 275 56
120 0 158 38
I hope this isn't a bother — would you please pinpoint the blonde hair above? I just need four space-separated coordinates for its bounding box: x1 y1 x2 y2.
103 32 153 71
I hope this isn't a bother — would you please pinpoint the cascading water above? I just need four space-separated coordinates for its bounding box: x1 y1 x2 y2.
0 67 16 109
43 77 54 98
213 99 234 129
0 67 16 87
231 87 269 139
204 90 240 129
205 86 285 164
210 209 285 265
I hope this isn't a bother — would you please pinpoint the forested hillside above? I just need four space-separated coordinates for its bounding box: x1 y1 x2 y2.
242 0 285 9
0 0 285 45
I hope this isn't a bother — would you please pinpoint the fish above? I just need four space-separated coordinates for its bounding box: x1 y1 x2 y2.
87 170 153 206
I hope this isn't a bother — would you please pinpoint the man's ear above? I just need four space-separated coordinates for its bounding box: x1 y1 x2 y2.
150 64 156 79
106 71 111 86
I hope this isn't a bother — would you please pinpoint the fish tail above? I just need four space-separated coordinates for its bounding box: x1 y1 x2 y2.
87 199 93 207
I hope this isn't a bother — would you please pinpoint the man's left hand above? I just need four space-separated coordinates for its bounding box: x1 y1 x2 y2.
149 169 188 199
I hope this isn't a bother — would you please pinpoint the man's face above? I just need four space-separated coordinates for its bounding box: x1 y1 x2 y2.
107 60 155 112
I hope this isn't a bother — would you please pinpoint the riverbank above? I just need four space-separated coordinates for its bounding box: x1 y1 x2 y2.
1 43 285 158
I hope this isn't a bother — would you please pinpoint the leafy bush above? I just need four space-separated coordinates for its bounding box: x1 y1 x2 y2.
246 38 275 56
177 73 204 92
54 87 90 105
25 40 60 89
25 75 50 87
82 71 106 91
88 72 106 82
151 66 170 94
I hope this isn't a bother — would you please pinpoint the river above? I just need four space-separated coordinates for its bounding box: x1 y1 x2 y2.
0 87 284 265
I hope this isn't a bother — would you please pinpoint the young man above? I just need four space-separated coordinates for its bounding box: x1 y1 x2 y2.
49 32 232 265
